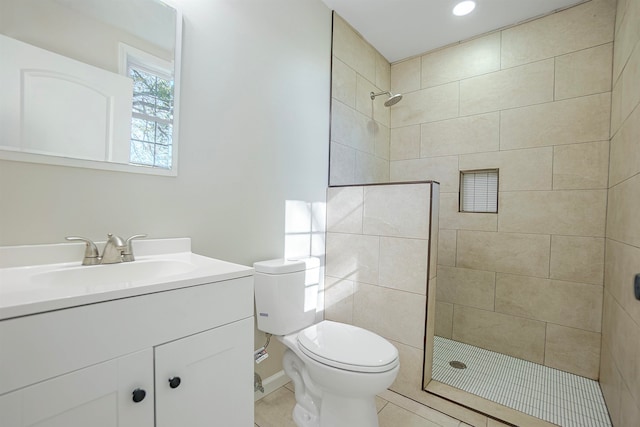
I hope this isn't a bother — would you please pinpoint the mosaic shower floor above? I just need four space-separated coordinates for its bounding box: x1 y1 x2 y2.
432 336 612 427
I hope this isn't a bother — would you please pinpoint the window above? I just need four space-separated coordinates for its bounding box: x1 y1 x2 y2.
120 44 174 169
460 169 498 213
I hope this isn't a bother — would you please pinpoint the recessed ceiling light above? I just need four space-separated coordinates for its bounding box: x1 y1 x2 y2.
453 1 476 16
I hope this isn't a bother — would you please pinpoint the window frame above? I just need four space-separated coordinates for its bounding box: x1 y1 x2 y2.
118 43 176 170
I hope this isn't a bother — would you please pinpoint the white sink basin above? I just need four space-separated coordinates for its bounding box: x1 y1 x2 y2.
31 258 197 288
0 238 254 320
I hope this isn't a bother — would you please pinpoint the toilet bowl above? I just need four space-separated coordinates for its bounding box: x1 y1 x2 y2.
254 258 400 427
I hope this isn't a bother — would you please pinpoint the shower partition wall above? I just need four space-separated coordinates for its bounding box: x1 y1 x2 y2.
324 181 439 401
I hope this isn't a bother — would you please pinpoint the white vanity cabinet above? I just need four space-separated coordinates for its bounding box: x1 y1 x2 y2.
155 318 253 426
0 273 254 427
0 348 154 427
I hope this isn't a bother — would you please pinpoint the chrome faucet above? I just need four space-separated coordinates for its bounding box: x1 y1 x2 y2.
101 234 127 264
66 234 147 265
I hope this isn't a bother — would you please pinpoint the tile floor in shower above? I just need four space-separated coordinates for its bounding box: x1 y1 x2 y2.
432 336 612 427
254 382 474 427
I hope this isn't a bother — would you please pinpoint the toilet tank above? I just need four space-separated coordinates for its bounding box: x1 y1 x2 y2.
253 257 320 335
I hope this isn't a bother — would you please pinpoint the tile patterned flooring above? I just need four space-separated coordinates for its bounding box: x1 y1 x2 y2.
432 336 612 427
254 382 472 427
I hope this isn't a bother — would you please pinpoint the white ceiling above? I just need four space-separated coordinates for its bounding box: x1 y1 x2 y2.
321 0 587 63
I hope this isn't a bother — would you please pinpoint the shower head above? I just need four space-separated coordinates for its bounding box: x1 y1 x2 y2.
370 91 403 107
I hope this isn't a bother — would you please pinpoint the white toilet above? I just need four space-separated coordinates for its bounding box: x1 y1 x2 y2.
254 257 400 427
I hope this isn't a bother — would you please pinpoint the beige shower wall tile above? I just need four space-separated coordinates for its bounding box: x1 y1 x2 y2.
500 93 611 150
353 283 426 348
325 232 379 284
323 275 354 323
332 14 376 83
620 34 640 122
457 231 550 277
501 0 616 68
391 57 421 94
610 76 623 137
332 57 356 108
437 266 495 311
495 274 603 332
355 151 389 184
363 184 431 238
620 382 640 427
326 186 363 233
439 192 497 232
553 141 610 190
459 59 554 116
329 142 356 185
545 324 601 379
555 43 613 100
420 33 501 88
355 74 387 125
390 82 459 127
437 229 457 267
452 305 546 364
357 78 391 129
610 103 640 186
459 147 553 191
389 339 425 399
607 174 640 247
498 190 607 237
375 51 391 92
599 345 623 426
379 236 429 295
550 235 605 285
390 157 459 193
420 113 499 157
605 239 640 328
602 291 640 407
390 125 420 160
331 101 374 153
374 122 390 160
435 302 453 339
613 0 640 81
429 184 440 277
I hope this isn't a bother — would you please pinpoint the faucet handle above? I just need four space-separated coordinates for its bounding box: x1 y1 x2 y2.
122 234 147 262
65 236 100 265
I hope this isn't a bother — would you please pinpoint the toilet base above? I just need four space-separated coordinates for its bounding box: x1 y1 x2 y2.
319 394 379 427
290 384 380 427
282 348 390 427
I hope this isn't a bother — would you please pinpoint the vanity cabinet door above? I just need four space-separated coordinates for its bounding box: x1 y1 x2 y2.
2 349 153 427
155 316 254 427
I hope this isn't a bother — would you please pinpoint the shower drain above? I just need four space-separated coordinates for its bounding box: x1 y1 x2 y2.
449 361 467 369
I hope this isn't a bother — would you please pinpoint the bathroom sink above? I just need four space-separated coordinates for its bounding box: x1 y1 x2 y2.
31 258 197 288
0 238 254 320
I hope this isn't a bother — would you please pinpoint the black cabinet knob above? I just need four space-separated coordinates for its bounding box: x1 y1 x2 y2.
132 388 146 403
168 376 181 389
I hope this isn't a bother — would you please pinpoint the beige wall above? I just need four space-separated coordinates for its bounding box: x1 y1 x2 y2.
330 14 391 185
387 0 616 379
600 0 640 424
324 182 438 398
0 0 332 382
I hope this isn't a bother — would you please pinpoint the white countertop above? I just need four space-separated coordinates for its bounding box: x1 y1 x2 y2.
0 238 253 320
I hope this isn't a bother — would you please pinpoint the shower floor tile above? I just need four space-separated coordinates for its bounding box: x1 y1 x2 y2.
432 336 612 427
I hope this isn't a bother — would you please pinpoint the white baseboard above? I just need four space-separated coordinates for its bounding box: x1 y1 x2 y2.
254 370 291 401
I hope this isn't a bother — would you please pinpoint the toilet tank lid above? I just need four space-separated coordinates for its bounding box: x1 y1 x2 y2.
254 257 320 274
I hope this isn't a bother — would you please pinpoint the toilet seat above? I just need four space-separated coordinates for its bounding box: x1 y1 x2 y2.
296 321 399 373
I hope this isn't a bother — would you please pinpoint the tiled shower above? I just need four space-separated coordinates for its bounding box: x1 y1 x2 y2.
326 0 640 425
